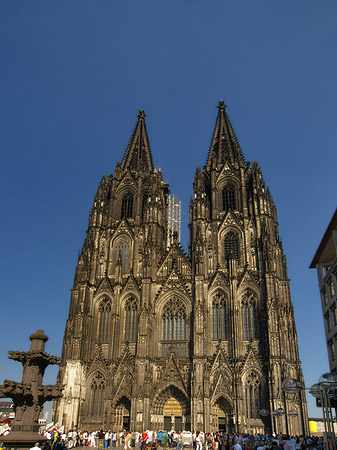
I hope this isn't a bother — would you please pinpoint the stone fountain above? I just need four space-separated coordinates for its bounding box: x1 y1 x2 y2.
0 330 63 449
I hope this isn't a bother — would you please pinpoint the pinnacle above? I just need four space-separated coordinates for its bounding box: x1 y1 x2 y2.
121 109 154 174
137 109 146 119
206 101 245 169
217 100 227 110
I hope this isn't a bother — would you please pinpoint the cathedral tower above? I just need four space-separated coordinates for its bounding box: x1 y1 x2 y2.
53 104 308 434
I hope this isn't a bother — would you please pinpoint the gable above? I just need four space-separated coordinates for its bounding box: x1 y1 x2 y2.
95 277 114 298
121 273 141 297
157 244 191 278
155 268 192 304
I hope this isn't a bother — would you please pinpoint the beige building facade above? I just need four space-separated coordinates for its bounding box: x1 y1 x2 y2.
53 103 308 434
311 209 337 374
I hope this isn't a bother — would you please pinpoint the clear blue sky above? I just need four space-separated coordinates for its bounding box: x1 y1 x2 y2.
1 1 337 420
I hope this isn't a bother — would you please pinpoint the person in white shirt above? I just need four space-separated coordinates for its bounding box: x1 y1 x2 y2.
234 441 242 450
29 443 40 450
112 432 117 447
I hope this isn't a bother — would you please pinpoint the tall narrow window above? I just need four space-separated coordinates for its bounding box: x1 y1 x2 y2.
121 193 134 219
224 231 240 263
212 291 227 340
98 298 111 343
142 192 149 221
162 296 186 341
125 296 138 343
245 372 261 420
89 372 105 417
222 184 236 211
241 292 258 340
116 237 130 274
329 340 336 361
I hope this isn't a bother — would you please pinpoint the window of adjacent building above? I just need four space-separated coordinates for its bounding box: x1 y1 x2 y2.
325 311 332 333
329 281 335 298
162 296 186 341
89 372 105 417
224 230 240 263
115 237 130 274
333 307 337 326
125 296 138 343
329 340 336 361
212 291 227 340
222 184 236 211
98 298 111 344
241 293 258 340
322 290 328 306
245 372 261 420
121 193 134 219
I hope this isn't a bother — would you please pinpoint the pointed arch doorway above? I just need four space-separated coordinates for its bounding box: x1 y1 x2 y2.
163 396 183 431
115 397 131 431
152 386 190 431
211 396 233 433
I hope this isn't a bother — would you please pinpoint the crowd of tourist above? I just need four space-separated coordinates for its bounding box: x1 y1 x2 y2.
38 430 325 450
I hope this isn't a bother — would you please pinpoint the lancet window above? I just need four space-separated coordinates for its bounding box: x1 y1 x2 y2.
89 372 105 417
125 296 138 343
224 230 240 263
162 296 186 341
121 193 134 219
115 237 130 274
212 291 227 340
245 372 261 420
142 192 149 221
241 292 258 340
222 183 236 211
98 298 111 344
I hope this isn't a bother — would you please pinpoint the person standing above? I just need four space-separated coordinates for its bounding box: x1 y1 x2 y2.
112 431 117 448
97 429 105 450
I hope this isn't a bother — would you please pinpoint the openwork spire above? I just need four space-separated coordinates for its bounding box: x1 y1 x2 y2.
121 110 154 174
206 101 245 168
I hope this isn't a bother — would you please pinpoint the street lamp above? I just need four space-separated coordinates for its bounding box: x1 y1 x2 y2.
280 374 337 450
309 373 337 450
260 408 298 441
282 378 303 395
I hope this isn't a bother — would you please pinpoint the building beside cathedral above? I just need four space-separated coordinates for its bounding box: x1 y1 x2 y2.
53 102 308 434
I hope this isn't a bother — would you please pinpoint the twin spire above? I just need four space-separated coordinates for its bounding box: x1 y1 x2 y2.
121 102 245 174
206 101 245 169
121 109 154 174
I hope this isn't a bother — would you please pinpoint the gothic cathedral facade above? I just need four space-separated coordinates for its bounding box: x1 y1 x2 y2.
53 102 308 434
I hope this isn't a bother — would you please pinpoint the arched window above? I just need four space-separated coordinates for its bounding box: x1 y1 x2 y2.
241 292 258 340
245 372 261 420
162 296 186 341
222 183 236 211
89 372 105 417
121 193 133 219
98 298 111 343
224 230 240 263
125 296 138 343
115 237 130 274
142 192 149 221
212 291 227 340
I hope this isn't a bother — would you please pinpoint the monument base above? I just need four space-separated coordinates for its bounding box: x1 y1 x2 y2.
1 431 47 449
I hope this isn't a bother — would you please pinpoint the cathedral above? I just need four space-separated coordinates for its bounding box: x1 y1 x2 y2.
53 102 308 435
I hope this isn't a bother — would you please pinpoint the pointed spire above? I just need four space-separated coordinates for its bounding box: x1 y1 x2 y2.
206 101 245 169
121 110 154 174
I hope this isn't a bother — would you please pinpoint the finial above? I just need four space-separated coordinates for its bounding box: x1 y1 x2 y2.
138 109 146 119
217 101 227 110
29 330 48 342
